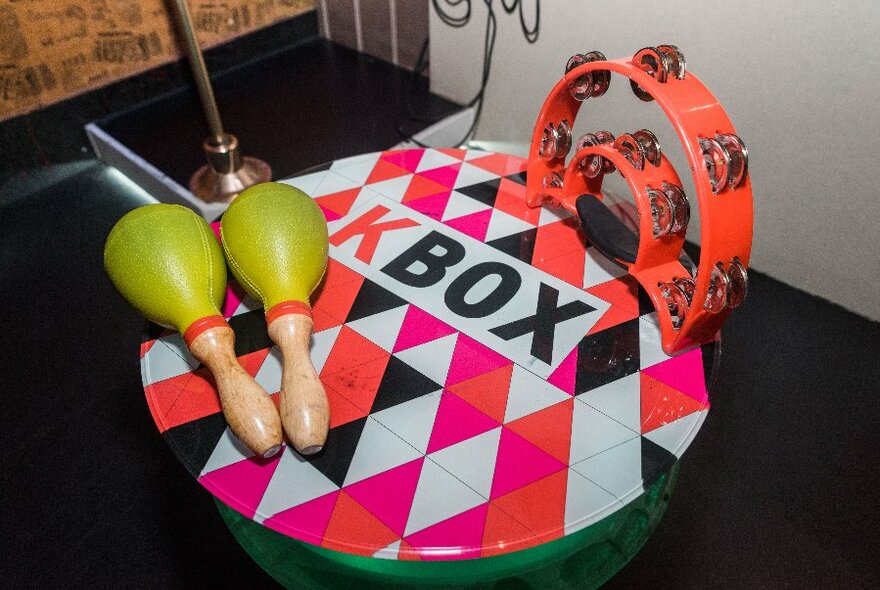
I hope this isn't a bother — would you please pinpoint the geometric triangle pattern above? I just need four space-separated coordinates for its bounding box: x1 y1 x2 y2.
141 149 716 561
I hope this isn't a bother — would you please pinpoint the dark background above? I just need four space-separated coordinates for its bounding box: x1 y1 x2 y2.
1 15 878 590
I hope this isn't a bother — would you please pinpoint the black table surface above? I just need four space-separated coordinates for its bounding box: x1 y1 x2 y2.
2 49 879 590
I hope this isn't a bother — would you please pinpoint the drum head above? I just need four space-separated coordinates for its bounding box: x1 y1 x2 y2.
141 149 717 566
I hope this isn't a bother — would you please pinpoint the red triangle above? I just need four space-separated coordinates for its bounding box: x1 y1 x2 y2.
199 452 283 519
324 382 370 428
640 372 707 434
398 539 422 561
492 177 540 224
160 367 221 430
467 152 527 177
402 174 451 203
490 428 566 499
437 147 466 160
366 159 412 184
505 399 574 464
344 458 424 536
587 304 639 335
381 149 424 172
481 503 535 557
404 503 489 560
587 275 640 315
263 490 340 544
446 364 513 423
321 353 391 414
491 470 567 545
322 491 400 556
323 259 365 290
312 275 364 326
426 392 500 453
319 327 387 378
314 187 361 217
532 249 586 290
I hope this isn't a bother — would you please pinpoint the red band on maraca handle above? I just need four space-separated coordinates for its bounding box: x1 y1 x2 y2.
266 300 312 325
183 315 229 348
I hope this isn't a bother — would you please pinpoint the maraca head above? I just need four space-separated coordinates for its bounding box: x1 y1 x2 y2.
104 204 227 336
220 182 328 313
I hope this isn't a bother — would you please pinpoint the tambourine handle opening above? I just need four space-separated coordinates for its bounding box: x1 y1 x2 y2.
575 194 639 266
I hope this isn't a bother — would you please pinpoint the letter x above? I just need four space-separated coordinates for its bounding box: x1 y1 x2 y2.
489 283 594 364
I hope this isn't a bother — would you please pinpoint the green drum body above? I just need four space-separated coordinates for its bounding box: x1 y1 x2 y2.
141 150 717 588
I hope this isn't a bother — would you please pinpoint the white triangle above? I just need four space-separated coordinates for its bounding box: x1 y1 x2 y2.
310 324 342 374
374 540 402 559
331 152 382 185
141 335 198 385
346 304 409 353
254 347 282 394
393 332 458 387
583 247 627 288
569 401 640 464
463 149 489 161
428 427 501 499
416 149 462 172
404 459 486 536
254 446 339 523
200 427 255 476
453 162 499 189
570 437 643 504
484 208 536 242
639 318 674 370
343 417 422 487
644 409 708 458
279 169 327 196
311 170 362 197
441 190 492 222
371 390 443 454
538 205 574 226
578 372 642 433
365 173 414 203
230 293 262 316
503 365 571 423
564 468 620 534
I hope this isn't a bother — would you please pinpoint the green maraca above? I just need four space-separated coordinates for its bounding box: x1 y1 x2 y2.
221 183 330 455
104 204 282 458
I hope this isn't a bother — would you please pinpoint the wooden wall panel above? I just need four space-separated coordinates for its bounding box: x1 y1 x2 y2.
0 0 315 122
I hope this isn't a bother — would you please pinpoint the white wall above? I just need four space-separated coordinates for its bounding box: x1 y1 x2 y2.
429 0 880 321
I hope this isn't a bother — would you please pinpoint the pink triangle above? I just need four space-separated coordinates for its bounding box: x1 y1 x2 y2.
642 348 708 405
418 163 462 189
221 279 248 318
404 503 489 560
199 453 283 519
209 221 222 242
320 205 342 222
490 428 566 499
407 191 452 221
393 306 457 352
344 458 424 536
444 208 492 242
445 334 511 386
547 346 578 395
262 490 340 544
426 392 499 453
382 149 424 172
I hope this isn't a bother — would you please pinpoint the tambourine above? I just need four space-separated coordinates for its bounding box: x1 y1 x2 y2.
526 46 753 355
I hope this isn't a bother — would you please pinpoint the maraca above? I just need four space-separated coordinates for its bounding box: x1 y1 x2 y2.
104 204 283 458
220 182 330 455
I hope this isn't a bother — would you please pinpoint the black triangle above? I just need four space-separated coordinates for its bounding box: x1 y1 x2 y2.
485 227 539 264
574 318 640 395
505 171 528 186
371 356 442 413
227 308 273 357
637 284 656 317
164 411 228 478
304 416 368 488
456 177 501 207
345 279 408 323
641 436 677 487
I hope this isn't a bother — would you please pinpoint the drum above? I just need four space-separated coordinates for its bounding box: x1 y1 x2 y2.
141 149 718 589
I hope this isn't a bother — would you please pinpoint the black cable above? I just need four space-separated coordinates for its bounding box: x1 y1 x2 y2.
398 1 540 148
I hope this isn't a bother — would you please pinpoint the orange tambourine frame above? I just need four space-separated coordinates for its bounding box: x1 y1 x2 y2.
526 47 753 355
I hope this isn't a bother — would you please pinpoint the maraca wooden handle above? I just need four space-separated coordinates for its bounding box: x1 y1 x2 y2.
189 326 283 458
268 313 330 455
